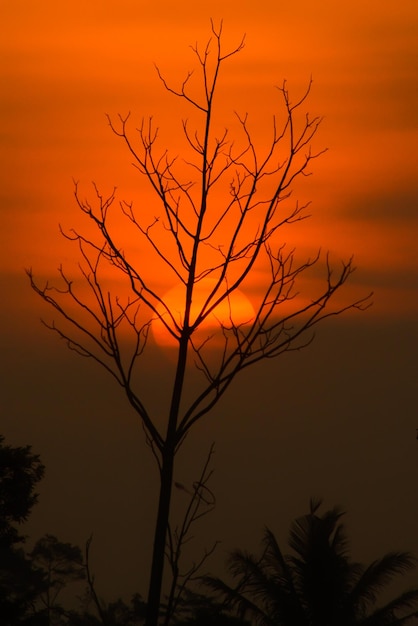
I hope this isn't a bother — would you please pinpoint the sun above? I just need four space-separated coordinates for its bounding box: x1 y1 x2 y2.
152 278 255 349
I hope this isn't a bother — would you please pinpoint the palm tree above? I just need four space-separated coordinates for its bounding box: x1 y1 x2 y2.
205 499 418 626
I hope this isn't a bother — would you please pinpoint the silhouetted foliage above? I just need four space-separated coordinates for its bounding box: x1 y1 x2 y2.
205 499 418 626
29 534 85 624
0 436 92 625
0 434 45 547
171 589 249 625
0 546 46 625
68 593 147 626
0 435 46 624
101 595 146 625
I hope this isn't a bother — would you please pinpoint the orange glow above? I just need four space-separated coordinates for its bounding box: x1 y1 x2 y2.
2 5 418 607
152 279 255 349
2 0 418 325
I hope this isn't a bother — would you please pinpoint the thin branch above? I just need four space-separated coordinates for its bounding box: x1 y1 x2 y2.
164 444 218 625
84 535 109 626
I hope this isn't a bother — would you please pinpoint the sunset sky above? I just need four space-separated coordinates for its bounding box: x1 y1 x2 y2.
2 0 418 606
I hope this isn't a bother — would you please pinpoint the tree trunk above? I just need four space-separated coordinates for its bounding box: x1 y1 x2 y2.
145 445 175 626
145 332 189 626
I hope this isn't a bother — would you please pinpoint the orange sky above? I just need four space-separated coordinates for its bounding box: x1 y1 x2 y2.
2 0 418 320
1 0 418 606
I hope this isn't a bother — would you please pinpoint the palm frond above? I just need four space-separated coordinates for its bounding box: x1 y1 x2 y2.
203 501 418 626
358 587 418 625
351 553 417 615
287 502 347 562
263 528 298 594
203 574 272 625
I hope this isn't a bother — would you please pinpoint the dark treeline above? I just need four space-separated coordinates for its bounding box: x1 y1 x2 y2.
0 435 242 626
1 435 417 626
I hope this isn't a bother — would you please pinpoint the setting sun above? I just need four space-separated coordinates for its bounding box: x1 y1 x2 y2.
152 279 255 349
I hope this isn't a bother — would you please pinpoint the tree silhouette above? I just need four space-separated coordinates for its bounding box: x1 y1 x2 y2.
0 435 46 625
171 589 249 625
30 534 85 625
0 435 45 545
27 22 371 626
205 499 418 625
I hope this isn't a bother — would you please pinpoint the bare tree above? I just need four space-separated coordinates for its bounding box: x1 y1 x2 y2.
27 21 371 626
